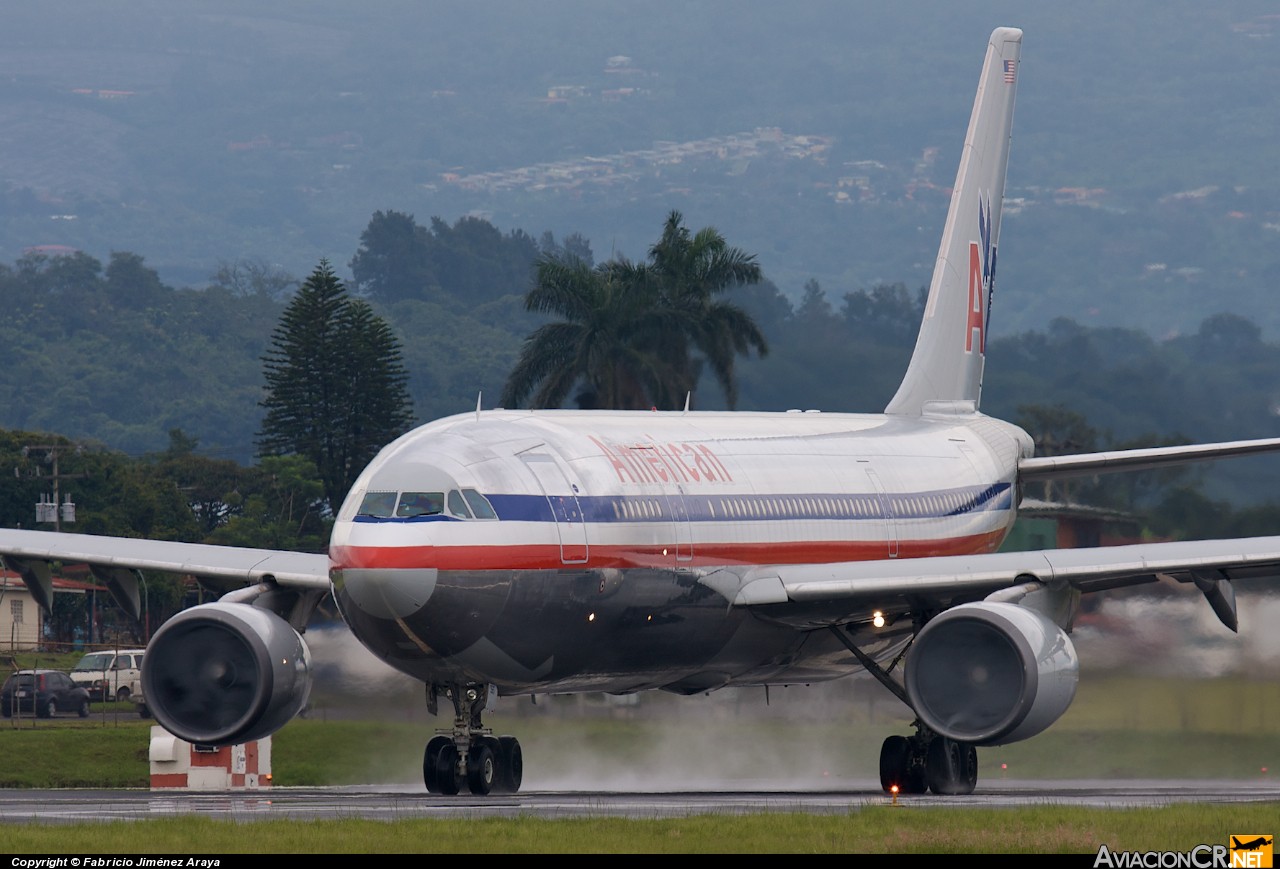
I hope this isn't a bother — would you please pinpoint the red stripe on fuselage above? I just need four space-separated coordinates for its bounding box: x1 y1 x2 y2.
328 530 1007 571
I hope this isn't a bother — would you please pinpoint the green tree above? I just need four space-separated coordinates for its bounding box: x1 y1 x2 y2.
502 212 767 410
209 258 299 300
350 211 541 309
151 428 253 538
258 260 414 513
500 256 677 410
1015 403 1101 504
645 210 767 409
842 282 926 345
349 210 434 303
206 455 329 552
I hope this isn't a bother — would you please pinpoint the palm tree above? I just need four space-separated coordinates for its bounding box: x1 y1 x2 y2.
647 210 767 409
500 255 679 410
502 213 768 411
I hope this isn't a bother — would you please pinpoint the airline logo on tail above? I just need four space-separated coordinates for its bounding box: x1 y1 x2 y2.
965 194 997 355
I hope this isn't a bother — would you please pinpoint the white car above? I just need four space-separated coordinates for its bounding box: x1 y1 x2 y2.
70 649 145 702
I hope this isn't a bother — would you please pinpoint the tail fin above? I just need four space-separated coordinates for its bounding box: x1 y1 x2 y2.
885 27 1021 416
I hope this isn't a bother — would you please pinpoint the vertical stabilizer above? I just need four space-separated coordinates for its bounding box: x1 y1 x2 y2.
885 27 1021 416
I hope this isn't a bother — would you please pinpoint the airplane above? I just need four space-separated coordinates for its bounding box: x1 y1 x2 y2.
4 25 1280 798
1232 838 1273 852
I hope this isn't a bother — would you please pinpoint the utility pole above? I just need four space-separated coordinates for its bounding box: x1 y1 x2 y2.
16 444 88 532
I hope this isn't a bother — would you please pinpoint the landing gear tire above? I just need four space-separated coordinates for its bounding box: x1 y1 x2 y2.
879 735 909 793
423 735 452 793
434 743 461 796
879 734 927 794
467 741 496 795
495 735 523 794
926 736 978 795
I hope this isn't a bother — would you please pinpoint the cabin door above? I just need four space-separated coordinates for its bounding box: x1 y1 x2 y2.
865 466 899 559
522 453 589 564
666 484 693 562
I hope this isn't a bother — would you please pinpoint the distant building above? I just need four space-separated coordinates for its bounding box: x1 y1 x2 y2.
0 572 41 650
22 244 78 257
546 85 587 100
1000 498 1152 552
1 570 109 652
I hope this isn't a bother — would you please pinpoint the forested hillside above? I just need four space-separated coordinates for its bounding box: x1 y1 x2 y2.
2 208 1279 512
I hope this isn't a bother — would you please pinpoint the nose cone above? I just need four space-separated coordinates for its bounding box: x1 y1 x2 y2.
331 566 440 620
329 520 440 620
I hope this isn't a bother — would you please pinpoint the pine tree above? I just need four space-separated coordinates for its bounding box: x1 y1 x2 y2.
258 260 413 512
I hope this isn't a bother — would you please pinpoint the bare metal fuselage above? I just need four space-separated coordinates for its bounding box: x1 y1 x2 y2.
328 407 1032 696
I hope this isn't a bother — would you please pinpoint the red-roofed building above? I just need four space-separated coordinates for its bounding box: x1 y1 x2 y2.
1 569 100 652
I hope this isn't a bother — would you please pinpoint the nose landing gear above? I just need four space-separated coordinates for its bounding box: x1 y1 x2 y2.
422 681 523 795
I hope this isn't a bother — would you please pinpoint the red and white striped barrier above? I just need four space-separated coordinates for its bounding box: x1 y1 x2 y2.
148 726 272 790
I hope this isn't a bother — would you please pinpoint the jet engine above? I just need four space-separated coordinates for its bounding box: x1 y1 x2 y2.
142 602 313 746
904 601 1078 745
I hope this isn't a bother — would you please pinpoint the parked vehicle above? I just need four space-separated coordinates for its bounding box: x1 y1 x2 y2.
1 669 91 718
131 687 152 719
70 649 145 702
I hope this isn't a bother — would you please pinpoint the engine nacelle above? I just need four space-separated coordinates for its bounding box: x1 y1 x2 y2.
142 602 312 746
904 601 1079 746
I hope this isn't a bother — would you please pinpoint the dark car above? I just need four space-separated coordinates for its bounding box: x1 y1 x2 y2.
1 669 91 718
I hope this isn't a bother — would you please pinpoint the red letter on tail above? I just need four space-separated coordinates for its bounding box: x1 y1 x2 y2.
966 241 985 353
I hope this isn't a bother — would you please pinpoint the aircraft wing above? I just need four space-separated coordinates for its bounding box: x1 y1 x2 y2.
726 535 1280 631
0 528 329 624
1018 436 1280 480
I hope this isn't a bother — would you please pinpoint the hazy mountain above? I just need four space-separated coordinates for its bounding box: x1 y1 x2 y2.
2 0 1278 340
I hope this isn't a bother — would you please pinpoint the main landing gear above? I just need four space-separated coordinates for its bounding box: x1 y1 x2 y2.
829 624 979 796
422 681 523 795
879 728 978 796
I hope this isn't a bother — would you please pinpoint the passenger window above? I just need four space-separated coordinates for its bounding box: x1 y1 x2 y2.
462 489 497 520
397 492 444 518
357 491 398 518
447 490 472 518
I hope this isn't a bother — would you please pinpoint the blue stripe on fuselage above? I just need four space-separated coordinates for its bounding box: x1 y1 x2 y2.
353 482 1012 524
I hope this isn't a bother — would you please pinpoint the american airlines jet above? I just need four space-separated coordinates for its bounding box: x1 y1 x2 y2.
3 27 1280 797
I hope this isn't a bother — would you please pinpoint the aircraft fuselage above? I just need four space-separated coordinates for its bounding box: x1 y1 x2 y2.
328 407 1033 696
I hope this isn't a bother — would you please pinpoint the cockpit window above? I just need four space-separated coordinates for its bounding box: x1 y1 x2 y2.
396 492 444 518
352 488 497 521
446 490 472 518
462 488 498 519
357 491 398 518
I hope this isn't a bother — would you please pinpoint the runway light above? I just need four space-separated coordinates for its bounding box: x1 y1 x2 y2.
890 784 899 806
872 610 885 628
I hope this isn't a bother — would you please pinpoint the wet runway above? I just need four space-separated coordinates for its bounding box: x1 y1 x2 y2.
2 781 1278 824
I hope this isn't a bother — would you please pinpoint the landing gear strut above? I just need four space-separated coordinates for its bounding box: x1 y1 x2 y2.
830 623 979 796
422 681 523 795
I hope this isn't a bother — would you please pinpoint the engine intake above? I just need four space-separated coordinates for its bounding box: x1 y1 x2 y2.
904 601 1078 745
142 602 312 746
